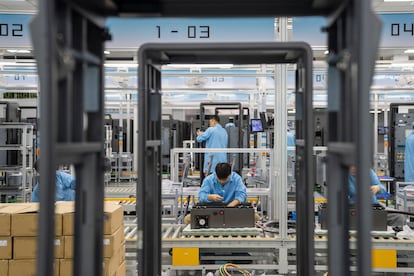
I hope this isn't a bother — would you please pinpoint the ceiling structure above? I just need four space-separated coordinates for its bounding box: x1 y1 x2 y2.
0 0 413 67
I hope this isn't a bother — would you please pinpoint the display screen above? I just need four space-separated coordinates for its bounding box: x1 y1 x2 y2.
250 119 264 133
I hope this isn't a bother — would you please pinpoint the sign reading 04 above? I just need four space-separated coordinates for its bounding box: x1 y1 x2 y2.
0 23 23 37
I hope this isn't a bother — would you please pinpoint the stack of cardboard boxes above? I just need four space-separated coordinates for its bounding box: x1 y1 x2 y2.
0 201 125 276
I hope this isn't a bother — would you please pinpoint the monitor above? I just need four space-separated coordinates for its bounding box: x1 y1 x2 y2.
250 119 264 133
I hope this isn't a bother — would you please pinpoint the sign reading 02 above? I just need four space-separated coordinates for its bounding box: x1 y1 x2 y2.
0 23 23 37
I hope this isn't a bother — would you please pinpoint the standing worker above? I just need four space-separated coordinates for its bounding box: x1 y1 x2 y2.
287 129 295 155
196 115 228 175
405 122 414 182
31 159 76 202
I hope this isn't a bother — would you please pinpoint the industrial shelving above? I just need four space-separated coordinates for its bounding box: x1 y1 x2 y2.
0 122 34 202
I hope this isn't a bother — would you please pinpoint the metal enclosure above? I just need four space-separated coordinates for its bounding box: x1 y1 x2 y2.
389 103 414 181
32 0 380 275
138 42 314 276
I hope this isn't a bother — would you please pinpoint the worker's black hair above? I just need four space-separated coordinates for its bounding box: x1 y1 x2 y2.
215 162 231 180
210 115 220 123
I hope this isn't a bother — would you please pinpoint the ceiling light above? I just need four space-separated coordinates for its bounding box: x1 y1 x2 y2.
404 49 414 53
164 64 234 69
103 63 138 68
0 61 36 66
7 49 31 54
104 50 110 55
324 50 329 55
389 63 414 68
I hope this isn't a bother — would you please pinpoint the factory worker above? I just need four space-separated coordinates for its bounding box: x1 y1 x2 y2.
198 162 247 207
405 122 414 182
196 115 228 175
287 129 295 155
184 162 248 224
31 159 76 202
348 166 405 227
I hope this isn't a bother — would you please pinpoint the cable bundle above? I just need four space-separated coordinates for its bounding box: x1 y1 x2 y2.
218 263 251 276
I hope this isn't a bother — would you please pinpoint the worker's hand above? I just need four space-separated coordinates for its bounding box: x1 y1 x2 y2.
209 194 223 201
370 185 380 195
196 129 203 136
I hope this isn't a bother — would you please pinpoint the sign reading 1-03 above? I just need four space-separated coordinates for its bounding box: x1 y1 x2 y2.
156 25 210 39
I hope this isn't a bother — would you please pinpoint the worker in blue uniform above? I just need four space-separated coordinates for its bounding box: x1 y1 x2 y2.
31 160 76 202
287 129 295 155
348 166 405 226
405 122 414 182
196 115 228 175
198 162 247 207
184 162 249 224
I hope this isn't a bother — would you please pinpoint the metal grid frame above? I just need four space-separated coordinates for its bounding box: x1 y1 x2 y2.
33 0 379 275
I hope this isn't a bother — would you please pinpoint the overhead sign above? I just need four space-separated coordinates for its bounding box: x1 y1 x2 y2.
0 14 32 47
292 14 414 48
105 18 275 48
0 14 275 48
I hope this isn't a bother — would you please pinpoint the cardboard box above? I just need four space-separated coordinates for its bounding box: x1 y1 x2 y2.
13 236 64 259
60 255 121 276
103 202 124 235
64 225 124 258
116 261 126 276
0 236 12 259
61 201 123 235
118 243 125 266
0 203 31 236
11 203 63 236
59 259 71 276
0 260 7 275
9 259 59 276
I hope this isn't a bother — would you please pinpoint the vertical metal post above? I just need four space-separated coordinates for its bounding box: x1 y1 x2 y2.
138 53 162 276
30 1 58 274
32 2 106 275
326 1 382 275
295 45 314 276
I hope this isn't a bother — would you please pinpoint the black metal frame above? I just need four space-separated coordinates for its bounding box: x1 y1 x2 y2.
31 1 107 275
138 42 314 276
325 2 382 276
33 0 380 275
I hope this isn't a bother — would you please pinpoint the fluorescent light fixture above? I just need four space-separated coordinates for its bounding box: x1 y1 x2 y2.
7 49 31 54
0 61 36 66
389 62 414 67
104 50 110 55
103 63 138 68
404 49 414 53
384 0 414 2
164 64 234 69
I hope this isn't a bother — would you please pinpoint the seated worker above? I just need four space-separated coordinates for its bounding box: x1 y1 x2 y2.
184 162 250 224
348 165 405 227
31 159 76 202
